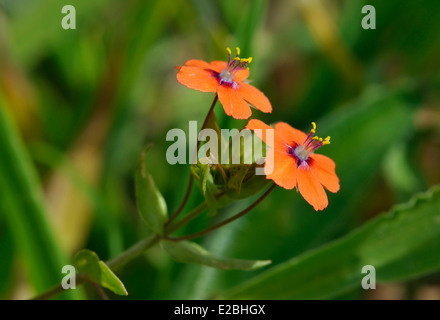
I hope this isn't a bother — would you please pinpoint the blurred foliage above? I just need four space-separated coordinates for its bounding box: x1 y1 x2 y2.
0 0 439 299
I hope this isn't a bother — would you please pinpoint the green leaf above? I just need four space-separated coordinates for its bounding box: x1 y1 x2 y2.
224 163 270 200
227 165 250 194
75 249 127 296
0 226 14 297
191 163 222 210
135 145 168 235
220 186 440 299
0 104 80 299
383 143 424 202
161 240 271 271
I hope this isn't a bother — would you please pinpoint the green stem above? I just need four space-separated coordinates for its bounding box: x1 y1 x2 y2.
91 282 110 300
165 94 218 227
165 201 209 234
164 175 194 228
165 183 276 242
30 202 208 300
31 276 87 300
106 234 161 271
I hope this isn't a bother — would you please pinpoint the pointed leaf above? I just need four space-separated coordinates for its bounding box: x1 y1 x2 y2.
191 163 222 210
161 240 271 271
75 249 127 296
0 103 80 299
227 164 251 194
220 186 440 299
135 145 168 235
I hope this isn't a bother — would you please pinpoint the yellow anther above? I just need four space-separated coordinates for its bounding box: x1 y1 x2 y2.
322 136 331 145
319 137 323 141
312 136 319 140
226 47 232 55
234 57 240 61
311 122 316 133
236 47 240 56
240 57 253 64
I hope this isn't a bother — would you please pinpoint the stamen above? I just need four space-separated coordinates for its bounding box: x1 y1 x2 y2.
289 122 331 164
240 57 252 64
221 46 253 84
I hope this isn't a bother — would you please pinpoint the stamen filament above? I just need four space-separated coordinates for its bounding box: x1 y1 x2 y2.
292 122 331 162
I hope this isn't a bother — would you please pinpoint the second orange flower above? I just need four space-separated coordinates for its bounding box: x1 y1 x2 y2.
247 119 340 211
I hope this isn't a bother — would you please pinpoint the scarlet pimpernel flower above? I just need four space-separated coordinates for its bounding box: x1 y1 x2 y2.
246 119 340 211
176 47 272 119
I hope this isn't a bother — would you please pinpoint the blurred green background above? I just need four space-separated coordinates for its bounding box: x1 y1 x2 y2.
0 0 440 300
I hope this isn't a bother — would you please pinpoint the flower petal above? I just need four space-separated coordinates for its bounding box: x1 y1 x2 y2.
209 60 227 73
310 154 340 193
217 85 252 119
275 122 308 145
234 69 250 82
265 148 297 189
296 163 328 211
237 82 272 113
246 119 276 148
184 59 213 69
177 66 218 93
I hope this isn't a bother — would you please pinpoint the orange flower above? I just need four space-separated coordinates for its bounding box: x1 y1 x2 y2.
176 47 272 119
246 119 340 211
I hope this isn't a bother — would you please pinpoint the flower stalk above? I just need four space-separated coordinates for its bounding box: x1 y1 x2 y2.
165 95 218 227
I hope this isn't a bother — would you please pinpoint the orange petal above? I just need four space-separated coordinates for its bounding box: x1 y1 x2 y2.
217 85 252 119
310 154 340 193
296 164 328 211
209 60 227 73
176 66 218 93
275 122 307 145
246 119 276 148
184 59 213 69
265 148 296 189
237 82 272 113
234 69 250 82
